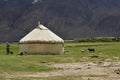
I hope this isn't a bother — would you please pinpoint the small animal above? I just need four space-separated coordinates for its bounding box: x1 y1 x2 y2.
88 48 95 53
81 49 87 53
64 51 69 55
10 51 13 54
20 52 23 56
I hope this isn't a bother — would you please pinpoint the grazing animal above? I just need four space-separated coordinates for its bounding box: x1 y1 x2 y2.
64 51 69 55
88 48 95 53
10 51 13 54
20 52 23 56
81 49 87 53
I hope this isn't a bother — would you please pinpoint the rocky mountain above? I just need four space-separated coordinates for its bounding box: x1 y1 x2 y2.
0 0 120 42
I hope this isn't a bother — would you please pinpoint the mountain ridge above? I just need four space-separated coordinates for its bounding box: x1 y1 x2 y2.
0 0 120 42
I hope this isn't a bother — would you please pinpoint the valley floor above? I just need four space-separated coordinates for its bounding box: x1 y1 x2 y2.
2 61 120 80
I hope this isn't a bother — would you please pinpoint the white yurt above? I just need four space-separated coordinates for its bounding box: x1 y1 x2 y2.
19 24 64 55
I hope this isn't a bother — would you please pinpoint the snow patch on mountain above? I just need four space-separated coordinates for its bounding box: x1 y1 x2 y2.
32 0 43 4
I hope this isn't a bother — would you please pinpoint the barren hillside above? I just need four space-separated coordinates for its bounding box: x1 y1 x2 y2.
0 0 120 41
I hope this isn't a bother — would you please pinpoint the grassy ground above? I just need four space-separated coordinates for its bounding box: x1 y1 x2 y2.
0 42 120 80
65 42 120 62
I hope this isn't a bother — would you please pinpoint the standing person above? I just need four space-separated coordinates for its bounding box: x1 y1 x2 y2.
6 42 10 54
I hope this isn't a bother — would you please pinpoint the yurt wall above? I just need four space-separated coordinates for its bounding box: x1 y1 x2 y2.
19 43 64 55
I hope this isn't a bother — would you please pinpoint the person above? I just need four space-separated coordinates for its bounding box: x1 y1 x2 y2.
6 42 10 54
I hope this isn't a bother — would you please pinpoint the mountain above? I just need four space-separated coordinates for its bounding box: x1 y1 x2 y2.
0 0 120 42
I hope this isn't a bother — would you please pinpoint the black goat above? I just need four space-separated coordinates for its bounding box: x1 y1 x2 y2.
10 51 13 54
88 48 95 53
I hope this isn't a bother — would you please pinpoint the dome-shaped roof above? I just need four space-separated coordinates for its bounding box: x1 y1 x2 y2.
19 24 64 44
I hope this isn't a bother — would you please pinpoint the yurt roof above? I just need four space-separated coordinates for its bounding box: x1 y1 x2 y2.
19 24 64 44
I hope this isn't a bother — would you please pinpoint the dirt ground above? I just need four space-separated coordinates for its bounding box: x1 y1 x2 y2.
2 61 120 80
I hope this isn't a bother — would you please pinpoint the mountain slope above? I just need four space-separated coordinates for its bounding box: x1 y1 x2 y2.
0 0 120 41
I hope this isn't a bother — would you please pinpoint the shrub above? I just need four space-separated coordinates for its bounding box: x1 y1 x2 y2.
78 37 120 42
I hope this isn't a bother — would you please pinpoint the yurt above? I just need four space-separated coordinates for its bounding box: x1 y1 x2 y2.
19 24 64 55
